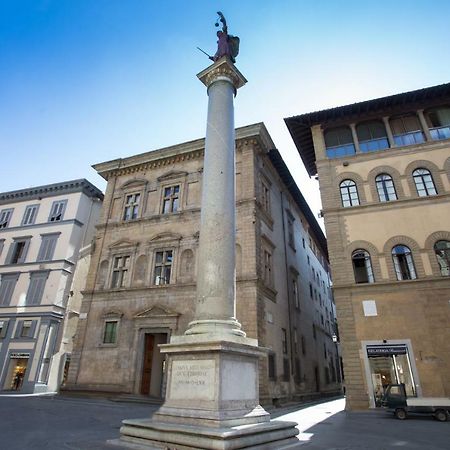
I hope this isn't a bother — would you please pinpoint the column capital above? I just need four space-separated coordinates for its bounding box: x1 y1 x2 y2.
197 56 247 91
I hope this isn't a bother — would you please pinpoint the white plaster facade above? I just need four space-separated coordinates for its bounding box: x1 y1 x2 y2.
0 179 103 393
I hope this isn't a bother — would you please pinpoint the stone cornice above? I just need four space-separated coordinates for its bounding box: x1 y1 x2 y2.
0 179 103 205
93 123 273 180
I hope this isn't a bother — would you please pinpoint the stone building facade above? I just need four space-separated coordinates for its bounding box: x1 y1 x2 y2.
65 123 341 404
286 83 450 409
0 179 103 394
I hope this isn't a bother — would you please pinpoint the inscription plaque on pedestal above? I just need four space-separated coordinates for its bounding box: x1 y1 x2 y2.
169 359 216 400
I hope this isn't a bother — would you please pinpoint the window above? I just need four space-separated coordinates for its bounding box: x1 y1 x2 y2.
26 272 49 305
263 249 273 287
287 214 295 249
111 255 130 288
313 324 317 340
301 335 306 355
103 321 118 344
309 282 313 299
356 121 389 152
413 168 437 197
352 250 375 283
390 115 425 146
281 328 288 354
162 185 180 214
48 200 67 222
0 209 13 228
0 320 9 338
434 240 450 276
22 204 39 226
292 278 299 309
0 239 4 258
426 107 450 140
21 320 34 338
261 181 271 213
37 233 59 261
123 193 140 221
376 174 397 202
0 273 19 306
282 358 290 382
392 245 417 280
324 127 355 158
293 328 298 354
7 238 31 264
323 343 327 359
339 180 360 207
153 250 173 285
268 353 276 380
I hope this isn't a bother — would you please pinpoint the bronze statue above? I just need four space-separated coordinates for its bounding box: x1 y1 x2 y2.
197 12 240 63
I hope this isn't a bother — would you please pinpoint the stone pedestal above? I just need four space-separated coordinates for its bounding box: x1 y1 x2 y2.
116 57 299 449
119 335 299 449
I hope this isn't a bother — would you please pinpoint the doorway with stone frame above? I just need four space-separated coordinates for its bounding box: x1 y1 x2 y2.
132 305 180 399
139 332 167 398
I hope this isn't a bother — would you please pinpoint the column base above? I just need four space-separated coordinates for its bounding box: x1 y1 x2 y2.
185 318 246 337
115 418 299 450
116 336 299 449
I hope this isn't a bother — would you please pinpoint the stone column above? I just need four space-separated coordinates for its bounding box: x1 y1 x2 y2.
349 123 361 153
382 116 396 148
417 109 432 141
117 57 299 450
186 57 247 337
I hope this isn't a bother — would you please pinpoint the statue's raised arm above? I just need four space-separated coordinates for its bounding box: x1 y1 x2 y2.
212 11 240 63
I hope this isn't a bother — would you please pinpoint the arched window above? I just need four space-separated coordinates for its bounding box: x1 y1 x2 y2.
434 240 450 276
426 107 450 140
352 250 374 283
392 245 417 280
375 174 397 202
356 121 389 152
324 127 355 158
339 180 360 207
412 168 437 197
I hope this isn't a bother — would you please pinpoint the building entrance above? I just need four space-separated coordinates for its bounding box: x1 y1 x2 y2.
139 333 167 397
367 345 415 406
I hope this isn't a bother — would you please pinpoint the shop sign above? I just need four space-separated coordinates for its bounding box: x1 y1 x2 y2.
10 352 30 359
367 346 407 357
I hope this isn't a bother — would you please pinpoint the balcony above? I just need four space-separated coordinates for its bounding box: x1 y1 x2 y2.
326 143 356 159
393 131 425 146
430 125 450 141
359 137 389 152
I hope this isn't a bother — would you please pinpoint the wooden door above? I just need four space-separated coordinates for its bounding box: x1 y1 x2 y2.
140 334 154 395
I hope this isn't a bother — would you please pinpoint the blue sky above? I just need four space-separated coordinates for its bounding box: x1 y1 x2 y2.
1 0 449 223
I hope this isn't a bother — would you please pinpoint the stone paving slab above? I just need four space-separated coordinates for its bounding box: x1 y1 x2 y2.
0 395 448 449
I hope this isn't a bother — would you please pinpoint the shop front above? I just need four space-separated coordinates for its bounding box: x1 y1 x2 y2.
2 352 30 392
364 343 417 407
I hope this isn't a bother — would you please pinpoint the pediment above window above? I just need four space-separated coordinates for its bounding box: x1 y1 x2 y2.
108 239 138 250
157 171 188 182
102 310 124 319
134 305 179 319
149 232 182 243
120 178 148 190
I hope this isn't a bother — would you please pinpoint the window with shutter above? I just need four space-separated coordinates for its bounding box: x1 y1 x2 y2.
37 234 59 261
0 273 19 306
0 209 13 228
22 205 39 226
26 272 49 305
7 238 31 264
48 200 68 222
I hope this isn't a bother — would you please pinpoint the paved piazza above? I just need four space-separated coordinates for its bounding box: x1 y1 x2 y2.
0 395 448 449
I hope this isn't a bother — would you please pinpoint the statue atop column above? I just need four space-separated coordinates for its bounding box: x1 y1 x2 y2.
211 11 240 63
